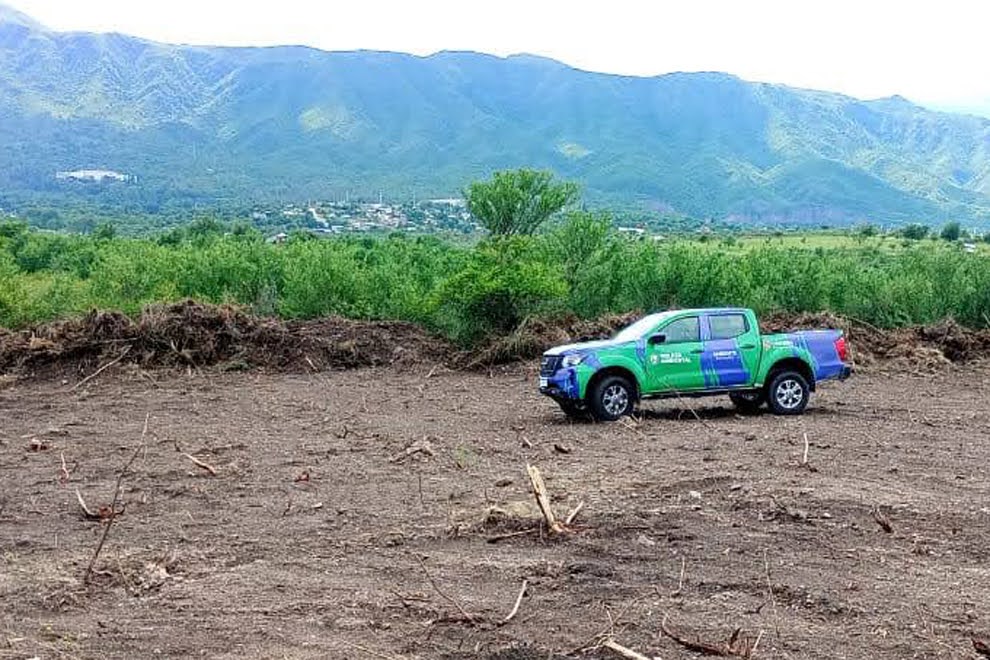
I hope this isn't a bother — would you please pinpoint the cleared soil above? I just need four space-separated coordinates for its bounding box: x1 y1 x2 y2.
2 362 990 659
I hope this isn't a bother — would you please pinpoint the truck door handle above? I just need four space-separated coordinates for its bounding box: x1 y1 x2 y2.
740 344 756 349
690 349 704 354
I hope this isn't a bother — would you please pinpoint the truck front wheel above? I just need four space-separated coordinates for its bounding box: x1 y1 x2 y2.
729 391 765 413
589 375 634 422
557 400 588 420
767 371 810 415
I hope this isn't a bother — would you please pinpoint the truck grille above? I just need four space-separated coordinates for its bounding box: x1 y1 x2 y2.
540 355 562 376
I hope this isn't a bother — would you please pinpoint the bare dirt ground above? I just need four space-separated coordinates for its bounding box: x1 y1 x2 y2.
2 362 990 660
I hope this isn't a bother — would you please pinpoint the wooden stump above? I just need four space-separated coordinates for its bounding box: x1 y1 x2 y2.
526 464 565 534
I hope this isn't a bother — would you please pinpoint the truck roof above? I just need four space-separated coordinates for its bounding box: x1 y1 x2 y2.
652 307 751 315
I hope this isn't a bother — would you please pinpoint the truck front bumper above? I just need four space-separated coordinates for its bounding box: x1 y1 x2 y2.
539 370 582 401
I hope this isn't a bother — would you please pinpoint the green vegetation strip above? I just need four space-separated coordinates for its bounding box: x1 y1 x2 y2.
2 217 989 343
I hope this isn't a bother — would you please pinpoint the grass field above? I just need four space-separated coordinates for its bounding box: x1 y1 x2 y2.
731 232 987 252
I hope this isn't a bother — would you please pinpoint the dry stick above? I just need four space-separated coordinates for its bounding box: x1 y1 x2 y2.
59 452 70 484
84 413 149 584
662 381 722 436
415 556 476 624
846 315 883 333
749 630 765 657
75 488 100 520
571 592 652 655
487 528 539 544
672 556 687 596
763 548 781 640
660 614 732 656
70 345 132 391
500 579 528 625
564 501 585 525
601 638 653 660
801 433 810 466
181 452 218 476
526 464 564 534
618 418 646 438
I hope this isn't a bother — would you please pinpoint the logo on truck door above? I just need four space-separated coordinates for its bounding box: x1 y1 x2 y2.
651 352 690 365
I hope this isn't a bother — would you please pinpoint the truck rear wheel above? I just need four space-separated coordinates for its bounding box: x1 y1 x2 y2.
589 375 634 422
767 371 810 415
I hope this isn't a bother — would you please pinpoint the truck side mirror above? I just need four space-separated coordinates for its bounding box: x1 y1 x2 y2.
648 333 666 345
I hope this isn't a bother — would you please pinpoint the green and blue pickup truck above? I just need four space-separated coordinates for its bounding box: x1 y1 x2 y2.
539 308 851 421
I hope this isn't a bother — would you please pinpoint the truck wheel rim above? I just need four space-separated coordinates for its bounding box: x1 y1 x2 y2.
775 379 804 409
603 385 629 416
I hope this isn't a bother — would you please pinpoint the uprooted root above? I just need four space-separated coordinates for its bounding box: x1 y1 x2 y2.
660 617 761 658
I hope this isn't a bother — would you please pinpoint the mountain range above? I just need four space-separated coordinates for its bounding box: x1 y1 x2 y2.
2 3 990 226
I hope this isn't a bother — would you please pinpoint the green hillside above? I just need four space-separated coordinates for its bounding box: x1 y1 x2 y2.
2 5 990 225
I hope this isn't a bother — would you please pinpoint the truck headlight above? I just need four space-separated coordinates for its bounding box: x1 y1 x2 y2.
561 354 584 368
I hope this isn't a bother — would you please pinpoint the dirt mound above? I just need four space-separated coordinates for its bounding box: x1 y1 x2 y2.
4 304 990 380
471 310 990 370
0 300 452 377
465 311 641 367
286 316 452 370
763 312 990 369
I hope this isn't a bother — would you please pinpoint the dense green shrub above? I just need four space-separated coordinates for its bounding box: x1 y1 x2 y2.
900 223 930 240
432 237 565 343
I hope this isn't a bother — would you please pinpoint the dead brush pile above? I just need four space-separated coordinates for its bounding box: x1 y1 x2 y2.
464 311 641 367
762 312 990 369
0 300 452 377
4 303 990 379
465 310 990 370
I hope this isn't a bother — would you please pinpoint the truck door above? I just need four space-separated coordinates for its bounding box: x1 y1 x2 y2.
701 312 761 387
645 314 706 392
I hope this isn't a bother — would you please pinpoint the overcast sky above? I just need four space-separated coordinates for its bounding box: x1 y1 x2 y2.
8 0 990 115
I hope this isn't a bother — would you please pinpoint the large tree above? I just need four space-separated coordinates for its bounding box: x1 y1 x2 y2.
466 169 580 236
940 221 961 242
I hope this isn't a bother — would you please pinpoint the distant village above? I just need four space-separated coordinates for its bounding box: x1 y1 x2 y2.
251 199 668 243
55 169 133 183
252 199 481 241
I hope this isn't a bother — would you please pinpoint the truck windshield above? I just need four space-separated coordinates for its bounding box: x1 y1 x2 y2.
612 312 676 343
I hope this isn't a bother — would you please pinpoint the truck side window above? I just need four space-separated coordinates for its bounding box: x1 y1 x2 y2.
709 314 748 340
661 316 700 343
